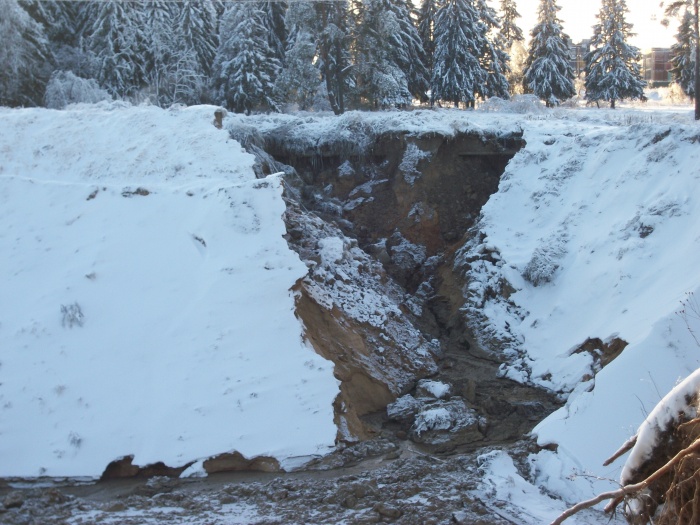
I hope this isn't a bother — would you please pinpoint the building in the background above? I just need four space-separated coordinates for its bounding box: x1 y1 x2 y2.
641 48 672 87
570 39 591 77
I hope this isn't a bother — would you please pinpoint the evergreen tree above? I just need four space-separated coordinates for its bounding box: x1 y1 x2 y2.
86 0 147 99
417 0 439 75
671 8 696 98
499 0 523 48
169 1 218 104
523 0 575 106
0 0 52 106
315 0 354 114
584 0 645 108
394 0 430 102
355 0 428 107
142 0 176 105
174 1 217 77
42 1 99 79
213 2 280 114
431 0 485 107
275 0 321 110
475 0 510 99
263 1 288 62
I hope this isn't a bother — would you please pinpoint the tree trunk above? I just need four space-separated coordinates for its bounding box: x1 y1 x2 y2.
611 98 616 109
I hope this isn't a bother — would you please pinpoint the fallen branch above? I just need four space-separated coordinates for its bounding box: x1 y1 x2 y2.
550 437 700 525
603 435 638 467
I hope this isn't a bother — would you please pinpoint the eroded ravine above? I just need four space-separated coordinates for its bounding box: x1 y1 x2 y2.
258 126 563 454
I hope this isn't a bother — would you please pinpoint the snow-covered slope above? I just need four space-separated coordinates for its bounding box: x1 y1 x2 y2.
0 104 338 478
458 108 700 504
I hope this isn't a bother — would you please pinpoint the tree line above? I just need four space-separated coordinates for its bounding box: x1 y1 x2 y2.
0 0 695 113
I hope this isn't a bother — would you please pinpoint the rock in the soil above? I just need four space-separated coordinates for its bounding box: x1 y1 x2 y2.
410 398 485 446
3 491 24 509
374 502 403 519
387 394 421 422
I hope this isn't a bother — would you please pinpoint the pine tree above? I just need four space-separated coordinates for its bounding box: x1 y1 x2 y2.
174 1 217 78
275 0 321 110
169 1 218 104
417 0 439 75
213 2 280 114
394 0 430 102
263 1 288 63
584 0 645 108
475 0 510 100
86 0 147 99
142 0 176 105
355 0 428 107
523 0 575 106
315 0 354 114
0 0 52 106
671 8 696 98
431 0 485 107
499 0 523 49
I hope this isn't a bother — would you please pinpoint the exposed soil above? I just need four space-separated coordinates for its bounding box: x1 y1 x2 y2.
0 438 539 525
273 127 562 452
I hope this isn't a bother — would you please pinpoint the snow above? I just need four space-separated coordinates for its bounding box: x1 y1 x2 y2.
0 103 339 478
416 379 450 399
475 450 615 524
413 407 453 435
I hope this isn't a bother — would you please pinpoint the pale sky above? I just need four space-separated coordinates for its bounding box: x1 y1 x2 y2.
517 0 677 50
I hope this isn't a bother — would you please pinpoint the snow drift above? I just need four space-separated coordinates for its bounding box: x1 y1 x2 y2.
0 103 339 478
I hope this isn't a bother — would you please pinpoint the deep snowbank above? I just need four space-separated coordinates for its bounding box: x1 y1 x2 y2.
0 103 339 477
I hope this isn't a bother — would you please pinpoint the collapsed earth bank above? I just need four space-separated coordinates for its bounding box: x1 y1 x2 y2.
237 117 563 456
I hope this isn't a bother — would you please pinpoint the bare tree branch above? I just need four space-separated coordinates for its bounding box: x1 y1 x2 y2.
603 435 638 467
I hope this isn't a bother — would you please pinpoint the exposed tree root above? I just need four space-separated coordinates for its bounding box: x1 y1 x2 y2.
550 429 700 525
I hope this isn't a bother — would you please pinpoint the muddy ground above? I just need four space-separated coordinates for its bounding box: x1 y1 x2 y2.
0 439 533 525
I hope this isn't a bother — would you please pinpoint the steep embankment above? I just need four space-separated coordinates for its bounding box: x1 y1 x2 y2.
0 104 338 478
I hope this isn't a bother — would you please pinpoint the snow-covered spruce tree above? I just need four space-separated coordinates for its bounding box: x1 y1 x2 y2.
499 0 524 48
475 0 510 100
431 0 485 107
213 2 280 114
35 1 100 79
172 0 218 103
315 0 354 114
417 0 439 76
0 0 52 106
396 0 431 103
263 1 287 63
275 0 321 110
584 0 645 109
86 0 147 99
523 0 575 106
355 0 428 107
141 0 175 106
671 8 696 98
